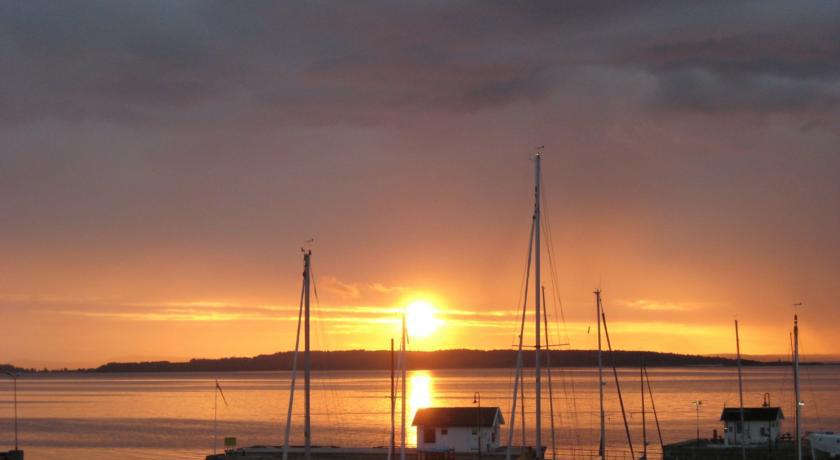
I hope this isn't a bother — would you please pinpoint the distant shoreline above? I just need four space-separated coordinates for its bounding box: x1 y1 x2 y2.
4 349 828 374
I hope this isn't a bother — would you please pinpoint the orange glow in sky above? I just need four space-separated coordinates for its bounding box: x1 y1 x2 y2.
2 2 839 369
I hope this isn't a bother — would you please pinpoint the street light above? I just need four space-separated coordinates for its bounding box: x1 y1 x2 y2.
693 400 703 443
2 371 18 451
473 392 481 460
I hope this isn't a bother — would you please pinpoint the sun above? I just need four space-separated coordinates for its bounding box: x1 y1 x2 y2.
405 299 440 338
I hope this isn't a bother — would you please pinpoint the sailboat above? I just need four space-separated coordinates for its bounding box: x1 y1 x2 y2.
663 312 834 460
208 152 567 460
206 250 412 460
790 310 839 460
798 312 840 460
502 152 549 460
808 432 840 459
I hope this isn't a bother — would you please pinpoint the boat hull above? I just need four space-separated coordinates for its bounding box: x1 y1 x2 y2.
810 432 840 459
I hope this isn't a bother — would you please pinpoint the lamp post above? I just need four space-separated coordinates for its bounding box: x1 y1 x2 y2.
473 392 481 460
2 371 18 451
693 400 703 443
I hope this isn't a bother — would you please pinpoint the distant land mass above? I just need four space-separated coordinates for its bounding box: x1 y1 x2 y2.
0 363 29 374
84 349 816 373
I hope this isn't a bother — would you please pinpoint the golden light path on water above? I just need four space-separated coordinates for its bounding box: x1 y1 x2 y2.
10 367 840 459
408 371 434 443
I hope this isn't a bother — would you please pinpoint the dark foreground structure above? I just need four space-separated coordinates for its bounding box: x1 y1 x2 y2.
664 439 813 460
0 450 23 460
206 446 541 460
663 405 817 460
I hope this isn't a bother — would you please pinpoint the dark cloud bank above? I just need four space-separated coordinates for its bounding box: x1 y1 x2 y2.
1 1 839 127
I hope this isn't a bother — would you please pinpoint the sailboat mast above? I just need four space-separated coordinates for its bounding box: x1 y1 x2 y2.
303 250 312 460
641 362 647 460
505 216 535 460
541 286 557 460
735 320 746 460
595 289 605 459
283 275 306 460
390 338 395 460
534 152 542 459
794 312 802 460
401 314 407 460
214 383 218 455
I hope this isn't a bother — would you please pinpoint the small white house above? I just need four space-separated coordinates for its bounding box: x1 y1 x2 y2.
412 407 504 453
720 407 784 447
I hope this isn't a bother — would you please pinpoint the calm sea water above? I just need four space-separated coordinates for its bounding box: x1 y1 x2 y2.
0 366 837 459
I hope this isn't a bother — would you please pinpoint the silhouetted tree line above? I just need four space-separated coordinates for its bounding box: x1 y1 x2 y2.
0 364 30 374
91 349 787 373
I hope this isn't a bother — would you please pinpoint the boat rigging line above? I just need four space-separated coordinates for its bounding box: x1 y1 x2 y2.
793 305 802 460
640 362 647 460
541 286 557 460
309 264 350 447
643 364 664 451
281 279 306 460
540 162 582 452
735 320 746 460
595 289 606 459
601 306 635 459
505 215 535 460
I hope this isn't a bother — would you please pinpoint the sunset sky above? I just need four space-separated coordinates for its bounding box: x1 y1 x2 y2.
2 1 839 368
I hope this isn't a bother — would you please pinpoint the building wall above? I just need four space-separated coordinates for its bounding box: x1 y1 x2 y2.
418 425 501 453
724 420 781 446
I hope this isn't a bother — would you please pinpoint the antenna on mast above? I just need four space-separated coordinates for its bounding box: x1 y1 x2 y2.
301 238 315 252
792 302 803 460
533 151 542 459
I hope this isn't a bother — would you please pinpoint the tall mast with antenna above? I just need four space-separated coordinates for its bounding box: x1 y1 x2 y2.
505 216 535 460
735 320 746 460
794 316 801 460
303 250 312 460
595 289 605 459
283 261 307 460
390 338 395 460
400 313 407 460
533 150 543 459
541 286 557 459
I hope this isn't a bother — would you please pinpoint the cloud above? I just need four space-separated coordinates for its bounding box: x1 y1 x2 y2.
636 34 840 80
368 283 408 294
620 299 704 312
318 276 362 299
651 69 839 114
318 277 416 299
632 32 840 114
0 1 574 127
16 1 840 127
34 294 526 325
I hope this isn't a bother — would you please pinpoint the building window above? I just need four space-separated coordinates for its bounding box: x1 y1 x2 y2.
424 428 436 444
736 422 743 433
441 429 448 435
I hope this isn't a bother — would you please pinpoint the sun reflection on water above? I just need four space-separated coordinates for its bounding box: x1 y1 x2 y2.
408 371 434 446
